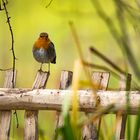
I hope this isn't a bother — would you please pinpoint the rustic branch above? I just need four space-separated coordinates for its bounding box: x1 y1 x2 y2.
0 89 139 114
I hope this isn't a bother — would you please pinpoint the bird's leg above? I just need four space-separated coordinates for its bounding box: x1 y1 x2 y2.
39 63 43 71
48 62 50 74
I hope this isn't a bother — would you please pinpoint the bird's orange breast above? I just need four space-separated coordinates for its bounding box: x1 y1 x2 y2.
34 38 51 50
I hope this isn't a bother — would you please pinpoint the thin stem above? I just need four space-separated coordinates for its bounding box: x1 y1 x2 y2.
89 47 126 75
45 0 54 8
13 110 19 128
84 60 140 90
69 21 99 104
2 0 16 88
69 21 84 61
48 62 50 74
89 47 140 90
0 68 12 71
83 61 122 79
2 0 18 128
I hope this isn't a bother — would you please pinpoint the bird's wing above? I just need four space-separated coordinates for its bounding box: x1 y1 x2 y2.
48 42 56 64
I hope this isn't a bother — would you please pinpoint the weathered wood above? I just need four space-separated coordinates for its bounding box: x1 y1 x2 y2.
24 71 49 140
116 74 131 140
92 72 110 90
3 70 16 88
32 71 49 89
0 69 16 140
55 70 73 130
82 72 110 140
0 89 139 113
59 70 73 90
24 111 38 140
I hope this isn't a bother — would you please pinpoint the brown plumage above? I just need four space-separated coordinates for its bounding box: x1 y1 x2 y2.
33 32 56 72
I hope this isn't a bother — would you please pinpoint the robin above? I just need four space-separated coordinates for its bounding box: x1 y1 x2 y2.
33 32 56 73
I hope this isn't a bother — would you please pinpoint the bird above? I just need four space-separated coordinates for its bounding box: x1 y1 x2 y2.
33 32 56 73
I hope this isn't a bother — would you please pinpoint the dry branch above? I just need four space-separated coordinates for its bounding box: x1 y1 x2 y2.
0 89 139 114
2 0 16 88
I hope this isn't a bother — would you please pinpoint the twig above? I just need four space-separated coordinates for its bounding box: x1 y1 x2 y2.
0 68 12 71
45 0 54 8
2 0 16 88
69 21 99 105
2 0 18 128
5 0 8 4
125 73 131 140
89 47 140 90
90 47 126 75
69 21 84 60
83 61 122 79
79 104 115 128
13 110 19 128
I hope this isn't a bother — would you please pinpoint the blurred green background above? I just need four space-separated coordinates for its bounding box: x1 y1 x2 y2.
0 0 139 139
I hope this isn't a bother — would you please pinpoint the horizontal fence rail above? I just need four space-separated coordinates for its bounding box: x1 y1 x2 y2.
0 88 139 114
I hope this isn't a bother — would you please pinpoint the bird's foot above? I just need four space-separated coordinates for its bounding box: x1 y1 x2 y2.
38 68 43 72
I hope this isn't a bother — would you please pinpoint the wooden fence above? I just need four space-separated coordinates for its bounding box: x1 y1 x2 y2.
0 70 139 140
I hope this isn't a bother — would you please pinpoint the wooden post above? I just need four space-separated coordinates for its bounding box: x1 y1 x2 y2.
82 72 110 140
24 71 49 140
116 74 131 140
0 69 17 140
55 70 73 131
